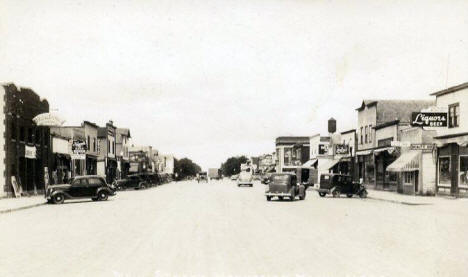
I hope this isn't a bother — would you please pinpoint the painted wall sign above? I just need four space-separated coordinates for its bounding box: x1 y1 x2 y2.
52 137 69 154
411 112 447 127
72 140 87 160
335 144 349 155
318 144 329 155
25 145 37 159
32 113 65 126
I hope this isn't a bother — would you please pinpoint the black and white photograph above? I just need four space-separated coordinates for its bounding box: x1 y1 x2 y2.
1 0 468 276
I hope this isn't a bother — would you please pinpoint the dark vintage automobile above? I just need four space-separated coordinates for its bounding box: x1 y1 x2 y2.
317 173 368 198
197 172 208 183
115 175 148 190
46 175 116 204
133 172 160 187
264 173 306 201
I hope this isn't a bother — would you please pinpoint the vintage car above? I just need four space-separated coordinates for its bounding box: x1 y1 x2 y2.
115 175 148 190
197 172 208 183
265 173 306 201
133 172 160 187
46 175 116 204
237 171 253 187
317 173 368 198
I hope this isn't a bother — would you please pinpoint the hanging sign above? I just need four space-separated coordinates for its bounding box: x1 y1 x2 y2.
335 144 349 155
25 145 37 159
410 144 434 152
318 144 329 155
411 112 447 127
71 140 86 160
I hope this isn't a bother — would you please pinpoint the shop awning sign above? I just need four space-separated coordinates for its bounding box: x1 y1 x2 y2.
410 143 434 152
411 112 447 127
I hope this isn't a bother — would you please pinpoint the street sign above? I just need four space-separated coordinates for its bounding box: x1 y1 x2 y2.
335 144 349 155
411 112 447 127
410 144 434 152
25 145 37 159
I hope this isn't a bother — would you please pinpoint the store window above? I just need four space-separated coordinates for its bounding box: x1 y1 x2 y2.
459 156 468 188
448 103 460 128
35 129 41 144
404 172 413 184
438 157 451 186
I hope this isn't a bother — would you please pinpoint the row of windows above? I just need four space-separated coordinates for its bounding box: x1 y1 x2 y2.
448 103 460 128
10 121 49 144
86 136 97 152
360 125 373 144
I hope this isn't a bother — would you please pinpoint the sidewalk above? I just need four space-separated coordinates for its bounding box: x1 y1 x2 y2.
366 188 458 205
0 195 46 214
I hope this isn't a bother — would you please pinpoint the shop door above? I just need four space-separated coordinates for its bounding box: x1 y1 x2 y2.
414 171 419 193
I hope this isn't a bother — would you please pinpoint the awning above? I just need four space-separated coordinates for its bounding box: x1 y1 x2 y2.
435 134 468 148
302 159 318 167
356 149 373 156
386 151 421 172
318 158 340 170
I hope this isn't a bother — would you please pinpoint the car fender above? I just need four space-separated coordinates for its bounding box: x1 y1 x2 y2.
96 187 114 196
50 189 71 199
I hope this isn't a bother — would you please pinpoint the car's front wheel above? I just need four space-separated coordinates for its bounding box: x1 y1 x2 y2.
52 193 65 204
318 192 326 197
98 190 109 201
266 196 271 201
359 190 368 198
346 194 353 198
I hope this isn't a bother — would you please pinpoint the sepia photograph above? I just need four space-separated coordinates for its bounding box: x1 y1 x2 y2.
1 0 468 276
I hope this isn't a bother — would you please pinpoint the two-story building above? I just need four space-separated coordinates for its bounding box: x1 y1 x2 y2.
97 121 117 183
307 134 331 169
116 128 131 179
430 82 468 196
128 145 154 174
82 121 99 175
50 126 86 179
275 136 310 173
356 100 434 189
1 83 50 197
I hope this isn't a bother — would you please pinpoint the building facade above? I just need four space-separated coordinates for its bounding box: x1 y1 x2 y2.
1 83 50 197
116 128 131 179
431 82 468 196
97 121 117 183
82 121 99 175
275 136 310 173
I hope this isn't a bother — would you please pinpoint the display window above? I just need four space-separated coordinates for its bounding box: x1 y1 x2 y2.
438 156 451 186
459 156 468 188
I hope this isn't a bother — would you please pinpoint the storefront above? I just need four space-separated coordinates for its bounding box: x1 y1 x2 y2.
86 154 97 175
357 150 374 185
435 137 468 195
106 158 118 184
374 147 398 190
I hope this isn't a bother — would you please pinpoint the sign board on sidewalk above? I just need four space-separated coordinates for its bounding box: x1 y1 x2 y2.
411 112 447 127
11 176 23 198
44 167 50 191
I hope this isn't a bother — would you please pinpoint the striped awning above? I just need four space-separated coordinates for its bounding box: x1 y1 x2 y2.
356 149 373 156
302 159 318 167
318 158 340 170
386 151 421 172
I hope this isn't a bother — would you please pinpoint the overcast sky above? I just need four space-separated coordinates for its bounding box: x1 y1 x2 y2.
1 0 468 169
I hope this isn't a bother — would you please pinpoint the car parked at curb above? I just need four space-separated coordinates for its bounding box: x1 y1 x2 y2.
115 175 148 190
46 175 116 204
317 173 368 198
264 173 306 201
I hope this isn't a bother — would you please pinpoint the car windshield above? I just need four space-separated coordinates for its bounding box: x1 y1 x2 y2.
272 175 290 183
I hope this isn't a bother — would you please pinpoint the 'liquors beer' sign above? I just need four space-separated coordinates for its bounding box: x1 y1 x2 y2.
411 112 447 127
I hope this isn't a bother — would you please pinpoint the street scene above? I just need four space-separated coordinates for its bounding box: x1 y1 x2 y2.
2 0 468 276
1 179 468 277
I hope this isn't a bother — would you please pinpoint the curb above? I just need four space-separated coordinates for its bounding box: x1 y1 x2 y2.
368 196 432 206
0 202 46 215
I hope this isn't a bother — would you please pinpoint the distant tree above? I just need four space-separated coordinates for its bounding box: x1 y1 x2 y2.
220 156 248 176
174 158 202 180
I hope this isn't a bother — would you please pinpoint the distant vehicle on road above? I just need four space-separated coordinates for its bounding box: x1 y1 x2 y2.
317 173 367 198
230 174 238 181
135 172 160 187
237 171 253 187
46 175 116 204
208 168 221 180
115 175 148 190
197 172 208 183
265 173 306 201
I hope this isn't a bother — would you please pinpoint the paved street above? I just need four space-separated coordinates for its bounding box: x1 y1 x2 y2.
1 180 468 277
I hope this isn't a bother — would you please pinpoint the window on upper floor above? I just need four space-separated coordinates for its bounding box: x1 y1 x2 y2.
87 136 90 151
360 127 363 144
365 126 368 144
93 138 96 152
368 125 372 143
108 140 110 153
449 103 460 128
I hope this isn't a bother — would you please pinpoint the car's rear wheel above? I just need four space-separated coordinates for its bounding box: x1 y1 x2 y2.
139 183 146 190
332 188 341 198
52 193 65 204
318 192 326 197
98 190 109 201
359 190 368 198
266 196 271 201
346 194 353 198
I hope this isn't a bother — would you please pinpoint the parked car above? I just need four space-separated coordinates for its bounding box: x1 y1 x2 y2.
46 175 116 204
115 175 148 190
134 172 160 187
265 173 306 201
261 173 273 184
197 172 208 183
317 173 368 198
237 171 253 187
